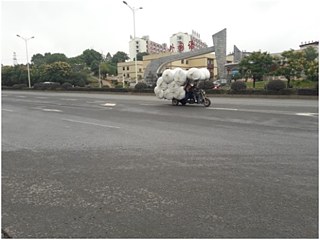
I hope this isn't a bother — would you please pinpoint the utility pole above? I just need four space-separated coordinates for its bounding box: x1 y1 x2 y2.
16 34 34 88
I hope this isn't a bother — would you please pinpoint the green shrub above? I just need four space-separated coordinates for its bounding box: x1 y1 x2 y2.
134 82 148 90
12 84 27 89
198 80 214 89
33 82 60 90
266 80 286 91
62 82 73 90
231 81 247 91
296 88 318 95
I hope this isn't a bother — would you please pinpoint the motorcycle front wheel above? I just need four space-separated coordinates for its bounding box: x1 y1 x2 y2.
204 98 211 107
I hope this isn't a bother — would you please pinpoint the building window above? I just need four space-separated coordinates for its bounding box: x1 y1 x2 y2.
181 59 184 64
123 67 125 70
186 60 189 64
127 66 129 70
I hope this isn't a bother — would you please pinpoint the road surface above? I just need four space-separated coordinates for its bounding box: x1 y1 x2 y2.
2 91 318 238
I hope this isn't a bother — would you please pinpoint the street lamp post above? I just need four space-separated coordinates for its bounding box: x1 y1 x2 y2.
123 1 142 84
17 34 34 88
98 63 102 88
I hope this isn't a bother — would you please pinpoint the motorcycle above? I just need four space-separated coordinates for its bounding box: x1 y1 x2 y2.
172 87 211 107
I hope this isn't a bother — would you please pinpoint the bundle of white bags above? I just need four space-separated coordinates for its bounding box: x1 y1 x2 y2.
154 67 210 100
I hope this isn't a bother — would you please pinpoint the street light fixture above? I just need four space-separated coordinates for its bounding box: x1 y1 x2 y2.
17 34 34 88
123 1 143 84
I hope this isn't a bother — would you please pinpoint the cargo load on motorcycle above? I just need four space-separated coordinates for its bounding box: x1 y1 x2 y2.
154 67 211 107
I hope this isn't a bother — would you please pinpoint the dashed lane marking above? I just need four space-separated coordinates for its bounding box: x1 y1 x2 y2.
102 103 116 107
42 109 63 112
2 109 14 112
60 98 77 101
208 107 238 111
62 118 120 129
295 112 318 117
208 107 318 117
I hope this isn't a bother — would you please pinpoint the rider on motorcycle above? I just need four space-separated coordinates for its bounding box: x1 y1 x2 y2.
184 79 200 103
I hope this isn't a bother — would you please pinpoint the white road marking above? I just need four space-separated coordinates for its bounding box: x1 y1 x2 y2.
87 100 106 103
208 107 238 111
62 119 120 129
2 109 14 112
295 113 318 117
61 98 77 101
102 103 116 107
209 107 318 117
42 109 63 112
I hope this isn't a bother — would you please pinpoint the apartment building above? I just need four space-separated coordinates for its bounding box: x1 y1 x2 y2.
299 41 319 51
129 36 167 60
169 30 208 53
117 61 144 82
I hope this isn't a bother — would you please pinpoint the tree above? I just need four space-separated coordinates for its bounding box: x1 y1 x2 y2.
232 72 242 82
45 53 68 64
31 64 47 83
31 53 46 65
239 51 273 88
68 72 87 87
90 60 100 76
42 61 72 84
81 49 103 67
276 49 304 87
111 51 129 64
99 62 117 78
68 55 85 66
137 52 149 61
1 65 28 86
304 46 318 62
303 47 318 82
31 53 68 65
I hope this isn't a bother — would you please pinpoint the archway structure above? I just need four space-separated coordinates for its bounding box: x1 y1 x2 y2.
144 28 227 86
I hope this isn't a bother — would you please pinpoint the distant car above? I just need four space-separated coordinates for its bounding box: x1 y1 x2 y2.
43 81 58 85
212 79 225 89
214 79 227 86
212 83 221 89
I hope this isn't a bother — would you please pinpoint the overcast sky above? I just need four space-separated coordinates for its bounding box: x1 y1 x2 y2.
1 0 319 65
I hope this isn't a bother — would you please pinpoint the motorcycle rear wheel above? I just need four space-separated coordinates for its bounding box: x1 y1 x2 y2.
172 99 179 106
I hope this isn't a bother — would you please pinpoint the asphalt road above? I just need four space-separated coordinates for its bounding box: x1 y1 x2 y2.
1 90 318 238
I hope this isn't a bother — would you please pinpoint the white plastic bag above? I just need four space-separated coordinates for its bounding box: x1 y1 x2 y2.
162 69 174 84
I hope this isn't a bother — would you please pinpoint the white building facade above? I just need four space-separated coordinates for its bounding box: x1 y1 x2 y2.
129 36 167 60
169 30 208 53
